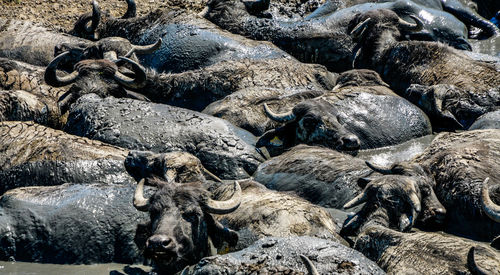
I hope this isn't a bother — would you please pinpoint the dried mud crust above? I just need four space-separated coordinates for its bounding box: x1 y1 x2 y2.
0 0 209 32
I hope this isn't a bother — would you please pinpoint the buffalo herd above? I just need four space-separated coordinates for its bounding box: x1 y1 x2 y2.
0 0 499 274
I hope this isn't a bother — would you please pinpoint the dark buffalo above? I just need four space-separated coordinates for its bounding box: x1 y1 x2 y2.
44 52 149 114
0 183 149 264
256 70 431 156
132 178 241 273
204 0 476 73
72 0 290 73
64 95 264 179
350 9 499 129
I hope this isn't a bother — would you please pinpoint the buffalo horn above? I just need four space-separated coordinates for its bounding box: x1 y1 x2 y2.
350 18 371 39
481 177 500 223
203 181 242 214
344 191 368 209
133 178 150 211
263 103 296 123
398 15 423 32
125 38 163 57
113 57 147 89
365 161 393 175
300 255 320 275
44 51 79 87
121 0 137 19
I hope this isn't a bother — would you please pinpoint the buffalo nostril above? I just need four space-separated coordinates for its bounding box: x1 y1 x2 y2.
161 239 172 248
342 135 361 149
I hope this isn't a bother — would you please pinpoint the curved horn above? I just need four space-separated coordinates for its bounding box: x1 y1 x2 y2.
350 18 371 39
365 161 393 175
202 181 242 214
44 52 80 87
263 103 296 123
125 38 162 57
113 57 147 89
121 0 137 19
481 177 500 223
398 15 423 32
133 178 150 212
202 167 223 183
300 255 319 275
343 191 367 209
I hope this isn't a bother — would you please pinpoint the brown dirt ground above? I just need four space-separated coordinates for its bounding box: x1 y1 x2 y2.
0 0 209 32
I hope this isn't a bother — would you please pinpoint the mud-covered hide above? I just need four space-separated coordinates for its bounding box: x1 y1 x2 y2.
210 180 344 250
253 145 371 209
0 58 66 99
350 10 500 130
354 226 500 274
74 7 291 73
143 58 337 112
414 130 500 241
204 88 326 136
253 0 326 20
0 121 133 194
404 84 499 130
124 150 209 183
64 95 264 179
0 183 151 264
256 87 431 157
309 0 472 49
183 236 385 275
469 110 500 130
0 19 91 67
0 90 61 128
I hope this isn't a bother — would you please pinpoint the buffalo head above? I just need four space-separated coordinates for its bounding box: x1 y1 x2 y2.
134 178 240 273
257 100 360 157
341 161 446 236
44 52 148 114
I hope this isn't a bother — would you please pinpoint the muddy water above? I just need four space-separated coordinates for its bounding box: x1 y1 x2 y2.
0 261 151 275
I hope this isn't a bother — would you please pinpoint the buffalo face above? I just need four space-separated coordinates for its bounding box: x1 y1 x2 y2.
257 100 360 157
133 179 240 272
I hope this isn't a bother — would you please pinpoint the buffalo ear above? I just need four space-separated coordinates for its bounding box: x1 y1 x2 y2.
256 124 295 158
205 214 238 249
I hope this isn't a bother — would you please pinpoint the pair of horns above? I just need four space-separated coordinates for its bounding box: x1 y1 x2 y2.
263 103 296 123
44 51 146 89
134 179 242 215
350 14 424 39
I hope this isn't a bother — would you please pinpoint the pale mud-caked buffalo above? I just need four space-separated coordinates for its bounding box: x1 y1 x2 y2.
71 0 290 73
64 94 264 179
133 178 347 273
139 58 337 111
349 9 499 129
254 69 431 157
0 183 150 264
342 129 500 241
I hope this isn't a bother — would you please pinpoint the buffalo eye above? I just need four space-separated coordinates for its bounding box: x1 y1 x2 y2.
301 115 318 129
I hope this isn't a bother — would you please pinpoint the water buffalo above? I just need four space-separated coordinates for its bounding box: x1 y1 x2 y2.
64 94 264 179
204 0 476 73
71 0 290 73
0 19 90 66
353 226 500 274
255 70 431 156
132 178 241 273
182 236 385 274
0 121 133 194
350 9 500 129
309 0 499 39
138 58 336 111
44 52 150 114
210 179 345 250
0 183 149 264
344 130 500 241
